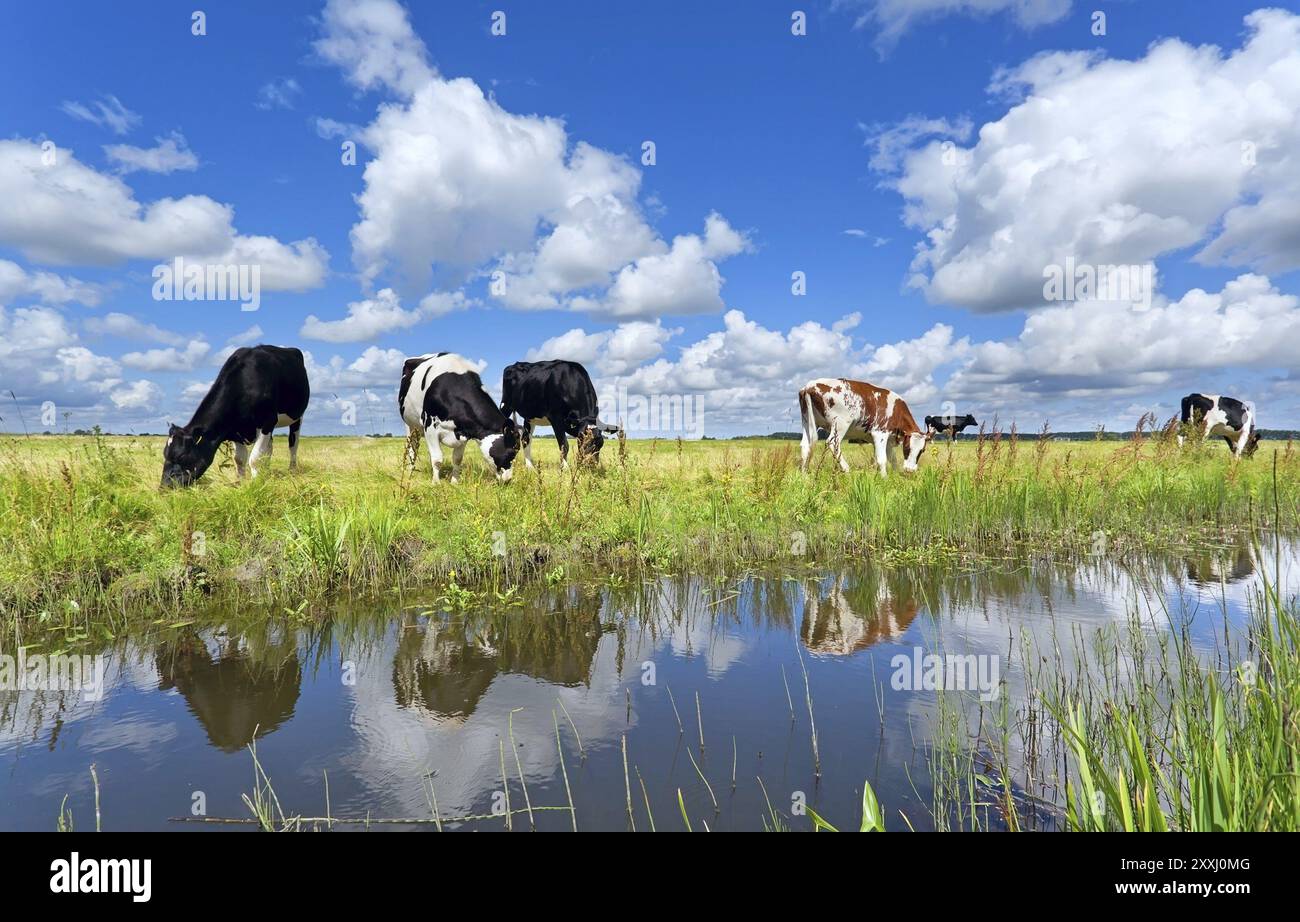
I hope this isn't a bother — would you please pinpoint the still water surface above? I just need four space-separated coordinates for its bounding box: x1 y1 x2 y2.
2 540 1293 831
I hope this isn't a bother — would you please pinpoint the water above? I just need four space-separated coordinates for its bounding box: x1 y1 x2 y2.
2 540 1294 831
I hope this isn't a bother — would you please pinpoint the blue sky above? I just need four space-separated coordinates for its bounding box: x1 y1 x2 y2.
2 0 1298 436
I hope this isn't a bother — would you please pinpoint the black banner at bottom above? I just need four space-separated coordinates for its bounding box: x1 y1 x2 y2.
2 831 1284 908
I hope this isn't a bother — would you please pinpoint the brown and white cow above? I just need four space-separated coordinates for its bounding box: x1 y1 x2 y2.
798 378 930 475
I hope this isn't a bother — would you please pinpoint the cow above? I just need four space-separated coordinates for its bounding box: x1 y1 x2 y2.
798 377 930 476
399 352 521 483
499 360 620 469
1179 393 1260 457
161 345 308 487
924 413 978 440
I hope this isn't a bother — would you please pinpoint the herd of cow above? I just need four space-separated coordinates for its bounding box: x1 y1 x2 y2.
158 344 1263 487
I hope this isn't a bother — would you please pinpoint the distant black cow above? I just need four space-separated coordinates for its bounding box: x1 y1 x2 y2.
924 413 978 440
500 360 619 468
161 345 309 487
399 353 521 483
1179 393 1260 457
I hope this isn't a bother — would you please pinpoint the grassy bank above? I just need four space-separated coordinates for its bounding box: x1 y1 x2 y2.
1 429 1297 629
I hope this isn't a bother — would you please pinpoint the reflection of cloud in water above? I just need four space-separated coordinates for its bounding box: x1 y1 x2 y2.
885 539 1298 755
390 593 606 725
651 579 755 678
342 580 776 820
342 587 631 820
3 538 1295 830
0 652 138 753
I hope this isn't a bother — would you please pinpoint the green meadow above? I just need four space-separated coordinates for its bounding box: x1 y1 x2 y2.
1 428 1297 629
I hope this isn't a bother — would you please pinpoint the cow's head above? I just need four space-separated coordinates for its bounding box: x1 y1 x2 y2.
1244 430 1262 457
569 413 621 462
161 424 218 487
896 428 930 473
483 421 522 482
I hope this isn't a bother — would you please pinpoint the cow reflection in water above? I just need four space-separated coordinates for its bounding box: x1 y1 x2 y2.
800 575 920 656
154 630 302 752
392 590 605 723
1185 542 1255 587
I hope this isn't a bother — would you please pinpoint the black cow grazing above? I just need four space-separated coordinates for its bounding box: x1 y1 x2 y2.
924 413 978 440
399 353 521 483
499 360 619 469
1179 393 1260 457
161 345 309 487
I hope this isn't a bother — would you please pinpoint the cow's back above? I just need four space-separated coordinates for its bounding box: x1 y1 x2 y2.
401 353 486 430
209 345 309 425
501 360 597 421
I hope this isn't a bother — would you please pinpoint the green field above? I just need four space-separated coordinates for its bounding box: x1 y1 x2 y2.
1 428 1296 628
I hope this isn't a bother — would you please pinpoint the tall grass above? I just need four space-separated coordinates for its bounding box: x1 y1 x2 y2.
1 431 1296 631
1048 543 1299 831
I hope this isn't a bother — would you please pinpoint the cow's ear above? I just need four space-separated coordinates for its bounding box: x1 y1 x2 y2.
191 425 206 443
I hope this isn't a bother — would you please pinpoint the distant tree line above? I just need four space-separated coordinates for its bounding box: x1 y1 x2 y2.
739 430 1300 442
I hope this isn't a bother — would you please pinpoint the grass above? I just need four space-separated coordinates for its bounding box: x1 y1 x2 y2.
1 425 1297 637
1049 537 1300 832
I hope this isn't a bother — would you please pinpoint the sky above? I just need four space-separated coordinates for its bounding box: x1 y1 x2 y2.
1 0 1298 437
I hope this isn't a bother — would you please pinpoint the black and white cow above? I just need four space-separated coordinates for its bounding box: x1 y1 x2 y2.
399 353 521 483
1179 393 1260 457
161 345 309 487
499 360 619 469
924 413 978 440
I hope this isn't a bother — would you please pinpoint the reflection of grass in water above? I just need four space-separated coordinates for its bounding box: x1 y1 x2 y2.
27 484 1300 831
3 431 1297 632
922 541 1300 830
1048 536 1299 831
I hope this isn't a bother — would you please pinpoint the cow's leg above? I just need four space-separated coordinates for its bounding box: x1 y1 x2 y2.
247 429 273 478
426 431 444 482
288 419 301 471
522 422 535 469
828 421 852 473
404 424 423 471
233 441 250 480
555 430 570 470
449 441 467 483
1236 412 1256 458
871 430 889 477
800 409 818 474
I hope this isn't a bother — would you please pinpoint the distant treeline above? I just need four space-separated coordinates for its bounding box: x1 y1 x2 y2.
737 430 1300 442
11 429 1300 442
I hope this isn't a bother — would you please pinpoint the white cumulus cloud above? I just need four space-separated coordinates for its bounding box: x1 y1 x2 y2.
875 9 1300 312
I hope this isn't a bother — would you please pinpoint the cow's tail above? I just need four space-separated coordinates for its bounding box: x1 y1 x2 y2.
799 388 819 473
